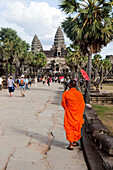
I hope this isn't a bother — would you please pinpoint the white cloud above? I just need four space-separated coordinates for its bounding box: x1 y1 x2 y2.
0 1 67 49
99 41 113 59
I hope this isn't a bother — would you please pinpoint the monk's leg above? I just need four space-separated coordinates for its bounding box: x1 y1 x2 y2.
67 142 73 150
73 141 79 146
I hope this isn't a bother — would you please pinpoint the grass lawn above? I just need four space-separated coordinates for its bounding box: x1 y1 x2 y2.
92 104 113 134
102 83 113 92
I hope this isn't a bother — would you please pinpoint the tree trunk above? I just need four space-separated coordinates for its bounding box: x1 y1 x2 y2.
39 68 42 78
6 63 8 86
30 67 32 75
94 68 98 81
15 66 18 79
100 66 103 83
85 52 92 103
19 63 22 75
10 63 12 76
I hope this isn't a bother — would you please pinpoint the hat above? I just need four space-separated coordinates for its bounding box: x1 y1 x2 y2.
21 75 24 78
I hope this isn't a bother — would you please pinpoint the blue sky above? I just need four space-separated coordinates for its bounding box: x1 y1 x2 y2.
0 0 113 58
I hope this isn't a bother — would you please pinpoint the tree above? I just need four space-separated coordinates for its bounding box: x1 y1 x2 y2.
65 44 88 79
92 54 102 71
0 28 30 79
103 58 112 76
35 52 47 68
59 0 113 103
33 52 47 77
26 51 35 75
92 54 103 91
17 40 30 75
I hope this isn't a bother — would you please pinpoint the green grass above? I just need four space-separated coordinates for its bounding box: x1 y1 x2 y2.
103 83 113 86
102 83 113 92
92 104 113 134
92 84 113 134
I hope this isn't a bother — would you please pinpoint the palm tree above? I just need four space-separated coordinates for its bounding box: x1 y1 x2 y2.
33 52 47 77
66 44 88 79
0 27 30 78
0 28 20 78
92 54 103 91
17 40 30 75
59 0 113 103
26 51 35 75
103 58 112 78
92 54 102 71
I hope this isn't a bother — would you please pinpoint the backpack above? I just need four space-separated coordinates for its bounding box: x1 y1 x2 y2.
20 79 25 86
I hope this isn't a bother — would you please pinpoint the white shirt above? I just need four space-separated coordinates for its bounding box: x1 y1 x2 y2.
25 79 29 83
7 79 14 87
0 77 3 85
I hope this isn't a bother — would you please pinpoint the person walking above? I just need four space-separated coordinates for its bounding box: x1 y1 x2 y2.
64 77 70 91
42 77 45 84
0 76 3 90
7 76 17 97
47 76 50 86
25 77 29 90
19 75 26 97
61 80 85 150
28 76 32 86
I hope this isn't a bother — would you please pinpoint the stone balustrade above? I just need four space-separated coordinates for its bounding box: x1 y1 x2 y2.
82 106 113 170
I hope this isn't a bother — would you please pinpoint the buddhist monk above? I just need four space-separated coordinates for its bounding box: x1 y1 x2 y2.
61 80 85 150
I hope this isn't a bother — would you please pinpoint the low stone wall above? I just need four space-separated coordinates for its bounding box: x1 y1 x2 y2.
82 106 113 170
90 93 113 104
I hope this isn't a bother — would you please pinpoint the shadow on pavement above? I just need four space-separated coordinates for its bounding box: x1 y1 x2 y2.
12 127 67 149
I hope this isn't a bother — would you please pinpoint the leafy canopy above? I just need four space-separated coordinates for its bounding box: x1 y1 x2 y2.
59 0 113 55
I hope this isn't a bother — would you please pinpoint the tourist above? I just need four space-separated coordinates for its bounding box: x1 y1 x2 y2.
61 80 85 150
25 77 29 90
47 76 50 86
0 76 3 90
42 77 45 84
17 76 20 85
58 77 60 84
7 76 18 97
19 75 26 97
28 76 32 86
64 77 70 91
35 76 37 87
55 77 57 83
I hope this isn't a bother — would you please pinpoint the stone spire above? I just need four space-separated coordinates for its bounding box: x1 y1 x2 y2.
51 26 66 57
54 26 65 46
31 35 43 54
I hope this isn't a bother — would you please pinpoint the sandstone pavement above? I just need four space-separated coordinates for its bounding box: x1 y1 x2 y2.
0 83 87 170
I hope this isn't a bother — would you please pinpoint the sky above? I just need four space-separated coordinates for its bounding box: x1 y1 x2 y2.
0 0 113 59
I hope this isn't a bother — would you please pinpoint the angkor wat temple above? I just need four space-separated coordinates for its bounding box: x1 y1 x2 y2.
31 26 69 73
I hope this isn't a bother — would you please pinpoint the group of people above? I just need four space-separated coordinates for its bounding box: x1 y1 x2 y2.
41 76 64 86
7 75 32 97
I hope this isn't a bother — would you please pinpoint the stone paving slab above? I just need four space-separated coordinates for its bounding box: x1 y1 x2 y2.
0 147 14 169
0 83 87 170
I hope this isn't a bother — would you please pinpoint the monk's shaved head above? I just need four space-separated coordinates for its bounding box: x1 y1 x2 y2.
69 80 76 87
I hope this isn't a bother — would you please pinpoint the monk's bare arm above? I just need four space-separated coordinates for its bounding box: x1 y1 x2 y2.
61 91 67 109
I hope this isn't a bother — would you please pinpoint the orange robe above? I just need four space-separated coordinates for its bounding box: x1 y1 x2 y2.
61 88 85 142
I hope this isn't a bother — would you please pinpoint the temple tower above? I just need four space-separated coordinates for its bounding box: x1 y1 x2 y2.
31 26 69 73
51 26 66 57
31 35 43 54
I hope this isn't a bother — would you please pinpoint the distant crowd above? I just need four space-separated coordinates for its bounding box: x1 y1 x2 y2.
0 74 84 97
